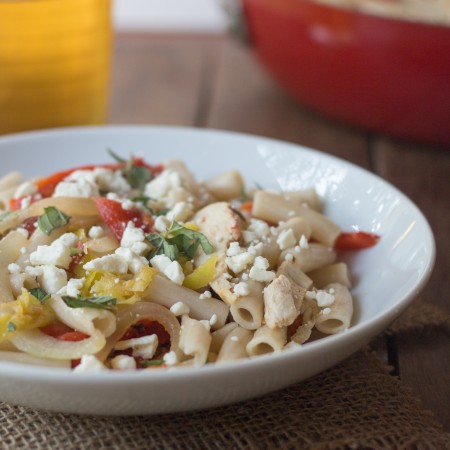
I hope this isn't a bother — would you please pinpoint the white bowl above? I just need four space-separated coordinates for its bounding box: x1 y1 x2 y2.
0 126 435 415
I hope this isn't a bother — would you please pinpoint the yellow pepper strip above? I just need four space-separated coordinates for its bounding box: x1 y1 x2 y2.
91 266 157 305
183 222 199 232
183 254 218 290
0 289 55 341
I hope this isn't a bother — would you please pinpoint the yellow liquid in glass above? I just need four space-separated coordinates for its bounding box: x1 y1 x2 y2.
0 0 111 134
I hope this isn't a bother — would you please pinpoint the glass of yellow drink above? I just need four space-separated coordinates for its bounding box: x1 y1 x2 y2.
0 0 111 135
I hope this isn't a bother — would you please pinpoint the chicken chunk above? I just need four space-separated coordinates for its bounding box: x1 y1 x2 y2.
263 274 306 328
194 202 245 305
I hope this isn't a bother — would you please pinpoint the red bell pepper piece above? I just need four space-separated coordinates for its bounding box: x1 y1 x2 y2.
93 198 153 242
34 164 120 198
335 231 380 251
40 323 89 342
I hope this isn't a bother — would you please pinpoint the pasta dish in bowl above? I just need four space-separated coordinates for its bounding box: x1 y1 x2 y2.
0 126 435 415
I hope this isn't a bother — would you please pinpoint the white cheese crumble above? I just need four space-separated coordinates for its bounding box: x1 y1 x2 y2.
94 168 131 194
29 232 79 269
163 351 178 366
199 290 212 300
53 178 99 198
120 221 146 249
83 254 128 274
299 234 309 249
115 334 159 359
150 254 185 285
248 256 275 282
58 277 85 297
73 355 107 373
36 266 68 294
144 169 182 207
209 314 218 327
315 290 335 307
115 247 148 275
110 355 137 371
233 281 250 297
88 226 104 239
170 301 190 316
277 228 297 250
7 263 21 274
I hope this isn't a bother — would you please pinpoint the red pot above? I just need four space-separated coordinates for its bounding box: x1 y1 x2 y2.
241 0 450 145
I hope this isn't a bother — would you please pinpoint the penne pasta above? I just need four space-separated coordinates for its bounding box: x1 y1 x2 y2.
179 315 212 367
314 283 353 334
230 280 264 330
246 325 287 356
252 191 341 246
144 275 229 330
307 262 352 289
216 326 253 363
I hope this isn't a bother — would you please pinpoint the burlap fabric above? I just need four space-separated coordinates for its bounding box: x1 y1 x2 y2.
1 300 449 450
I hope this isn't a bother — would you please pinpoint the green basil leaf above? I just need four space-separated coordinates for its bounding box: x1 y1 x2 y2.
169 221 213 254
0 211 12 221
37 206 71 235
107 148 127 163
140 360 164 368
61 295 116 311
125 165 151 192
29 288 50 304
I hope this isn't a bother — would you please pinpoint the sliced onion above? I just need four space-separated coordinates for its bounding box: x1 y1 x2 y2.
48 295 116 338
96 302 181 362
0 350 70 368
27 197 99 218
11 329 106 360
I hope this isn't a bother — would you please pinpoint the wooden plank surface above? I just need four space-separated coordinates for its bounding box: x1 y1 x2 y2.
110 33 450 432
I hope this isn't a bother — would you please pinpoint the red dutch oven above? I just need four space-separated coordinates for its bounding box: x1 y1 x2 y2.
241 0 450 145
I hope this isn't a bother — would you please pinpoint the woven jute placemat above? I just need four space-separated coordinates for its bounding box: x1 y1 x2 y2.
1 300 449 450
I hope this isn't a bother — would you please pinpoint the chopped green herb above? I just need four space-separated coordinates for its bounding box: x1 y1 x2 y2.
140 359 164 368
37 206 71 235
145 221 213 262
61 295 116 311
169 221 213 254
69 247 83 257
125 165 150 192
146 233 179 261
132 195 169 216
7 322 16 333
29 288 50 304
108 149 152 192
240 186 248 202
0 211 12 221
107 148 127 163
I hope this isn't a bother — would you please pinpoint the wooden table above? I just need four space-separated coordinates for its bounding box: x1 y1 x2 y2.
110 33 450 432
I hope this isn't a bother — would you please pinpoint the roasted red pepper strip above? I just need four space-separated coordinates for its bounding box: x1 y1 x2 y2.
93 198 153 241
35 159 163 198
335 231 380 251
40 323 89 342
121 319 170 346
34 164 120 198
